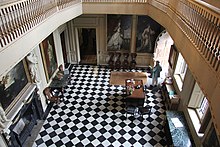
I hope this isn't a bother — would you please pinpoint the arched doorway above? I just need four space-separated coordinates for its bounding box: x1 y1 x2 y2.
154 31 174 80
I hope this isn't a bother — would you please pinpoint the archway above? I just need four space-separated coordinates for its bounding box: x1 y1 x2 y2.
153 31 174 81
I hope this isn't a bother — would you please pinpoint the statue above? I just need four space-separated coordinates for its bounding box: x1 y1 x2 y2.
26 51 40 83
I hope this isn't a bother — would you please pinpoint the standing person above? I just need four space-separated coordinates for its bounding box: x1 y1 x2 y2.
152 61 162 86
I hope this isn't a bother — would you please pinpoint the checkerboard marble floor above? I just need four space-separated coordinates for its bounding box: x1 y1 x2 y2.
33 64 167 147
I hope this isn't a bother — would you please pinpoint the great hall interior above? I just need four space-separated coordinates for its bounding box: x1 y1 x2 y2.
0 0 220 146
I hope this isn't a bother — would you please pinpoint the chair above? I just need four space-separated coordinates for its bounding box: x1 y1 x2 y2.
126 105 137 119
108 52 115 69
114 52 121 69
122 53 130 70
130 53 137 69
125 98 139 119
139 105 152 120
43 87 61 104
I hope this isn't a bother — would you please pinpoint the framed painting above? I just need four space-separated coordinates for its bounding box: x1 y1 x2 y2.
169 45 177 68
40 33 58 81
0 60 29 111
136 15 163 53
107 14 132 51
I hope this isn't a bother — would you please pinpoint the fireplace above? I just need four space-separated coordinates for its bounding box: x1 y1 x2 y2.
4 86 43 147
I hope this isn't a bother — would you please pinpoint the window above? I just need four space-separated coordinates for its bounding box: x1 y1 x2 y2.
174 53 187 91
188 82 209 136
197 97 209 120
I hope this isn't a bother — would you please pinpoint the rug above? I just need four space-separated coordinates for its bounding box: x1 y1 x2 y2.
110 71 147 86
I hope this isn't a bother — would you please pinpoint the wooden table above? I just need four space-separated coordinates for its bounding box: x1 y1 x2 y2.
110 71 147 86
125 79 145 107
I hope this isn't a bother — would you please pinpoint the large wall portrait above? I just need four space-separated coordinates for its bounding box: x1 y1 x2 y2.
40 33 57 81
0 61 28 111
107 14 132 51
136 15 163 53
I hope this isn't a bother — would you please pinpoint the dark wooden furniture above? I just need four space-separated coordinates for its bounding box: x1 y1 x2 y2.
125 103 137 119
165 111 195 147
122 53 129 70
130 53 137 69
43 87 61 104
139 105 152 120
125 79 145 107
108 52 115 69
115 52 121 69
161 82 180 110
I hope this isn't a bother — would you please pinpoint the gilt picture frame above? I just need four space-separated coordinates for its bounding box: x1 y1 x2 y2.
40 33 58 81
0 60 28 111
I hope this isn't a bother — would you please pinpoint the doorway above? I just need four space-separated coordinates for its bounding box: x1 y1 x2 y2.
60 31 68 68
78 28 97 65
154 31 174 79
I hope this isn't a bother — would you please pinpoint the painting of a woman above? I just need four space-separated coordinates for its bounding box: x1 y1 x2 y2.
107 15 132 51
136 16 163 53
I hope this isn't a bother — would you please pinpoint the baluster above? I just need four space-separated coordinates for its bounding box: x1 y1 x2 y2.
15 3 22 36
0 9 7 38
211 42 219 68
31 0 39 28
210 34 220 65
195 14 203 47
35 0 42 26
1 8 12 44
9 6 18 40
29 0 35 27
22 1 29 30
204 23 215 58
203 15 213 55
200 12 209 53
207 20 219 61
198 10 206 39
19 2 27 34
201 15 212 54
35 0 42 23
1 8 9 36
214 46 220 71
10 5 19 38
196 14 204 50
28 0 35 28
0 26 6 47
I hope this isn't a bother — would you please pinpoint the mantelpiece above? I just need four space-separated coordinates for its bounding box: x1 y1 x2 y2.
1 84 43 146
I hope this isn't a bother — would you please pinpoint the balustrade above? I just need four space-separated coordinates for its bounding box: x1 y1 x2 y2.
0 0 219 72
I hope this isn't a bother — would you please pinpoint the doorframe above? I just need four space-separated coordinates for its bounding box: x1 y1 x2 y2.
75 27 99 65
